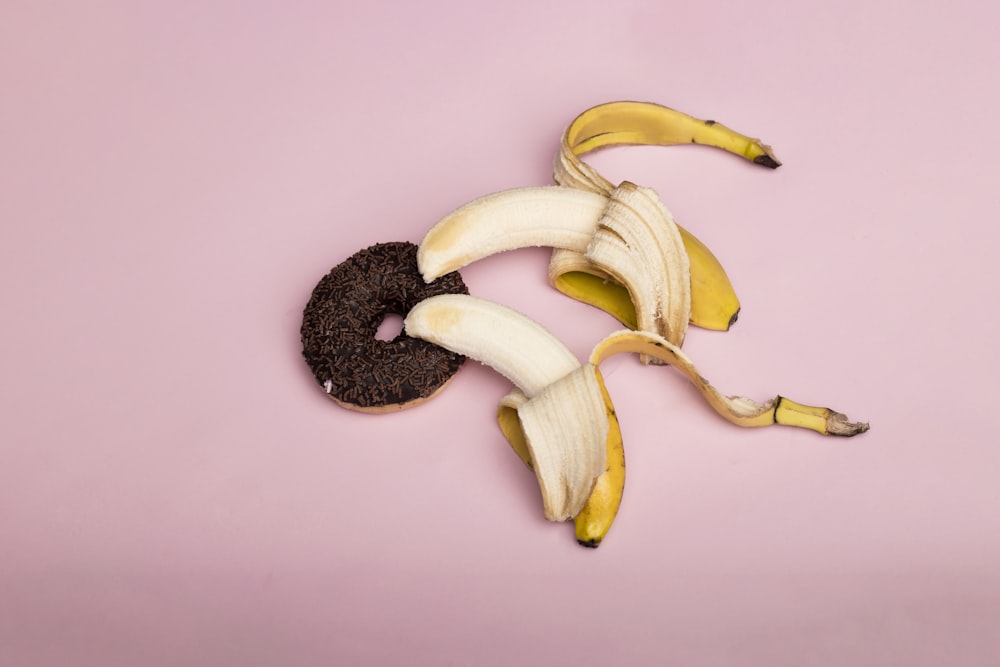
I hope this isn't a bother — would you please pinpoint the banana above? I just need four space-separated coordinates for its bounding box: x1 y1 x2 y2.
405 294 868 548
404 102 861 549
404 294 610 521
418 183 720 335
551 100 781 331
405 293 628 541
419 102 777 333
419 182 691 350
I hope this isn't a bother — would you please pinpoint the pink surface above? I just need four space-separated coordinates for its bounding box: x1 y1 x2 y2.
2 1 999 665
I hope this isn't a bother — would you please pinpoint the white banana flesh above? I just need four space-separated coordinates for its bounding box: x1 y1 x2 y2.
403 293 580 398
418 187 608 283
404 294 608 520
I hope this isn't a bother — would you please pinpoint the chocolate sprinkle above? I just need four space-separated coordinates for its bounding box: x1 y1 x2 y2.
301 242 469 411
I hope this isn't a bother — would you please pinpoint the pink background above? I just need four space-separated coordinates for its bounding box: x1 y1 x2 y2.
3 1 999 665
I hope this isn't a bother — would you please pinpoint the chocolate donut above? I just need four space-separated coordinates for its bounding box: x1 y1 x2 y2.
301 241 469 412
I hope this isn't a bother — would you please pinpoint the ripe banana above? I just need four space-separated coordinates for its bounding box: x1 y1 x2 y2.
405 293 868 548
419 181 691 349
404 293 610 521
551 100 782 332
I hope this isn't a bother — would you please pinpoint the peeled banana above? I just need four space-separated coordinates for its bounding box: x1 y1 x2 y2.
404 293 868 548
404 294 609 521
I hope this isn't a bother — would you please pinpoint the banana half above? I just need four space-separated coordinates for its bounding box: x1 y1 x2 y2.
405 294 868 547
404 294 608 522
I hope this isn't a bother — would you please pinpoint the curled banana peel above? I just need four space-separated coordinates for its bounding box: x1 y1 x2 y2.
554 100 781 196
550 100 781 332
589 330 870 437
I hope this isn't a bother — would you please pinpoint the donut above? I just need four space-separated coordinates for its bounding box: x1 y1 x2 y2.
301 241 469 413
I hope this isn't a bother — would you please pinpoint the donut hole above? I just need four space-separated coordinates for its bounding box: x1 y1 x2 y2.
374 312 405 341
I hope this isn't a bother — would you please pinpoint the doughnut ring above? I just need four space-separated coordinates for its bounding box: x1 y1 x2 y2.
300 241 469 413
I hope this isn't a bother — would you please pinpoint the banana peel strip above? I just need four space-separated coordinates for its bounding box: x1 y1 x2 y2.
554 100 781 196
590 329 869 436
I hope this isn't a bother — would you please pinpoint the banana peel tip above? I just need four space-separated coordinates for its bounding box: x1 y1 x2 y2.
753 149 782 169
727 308 740 330
828 412 870 437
